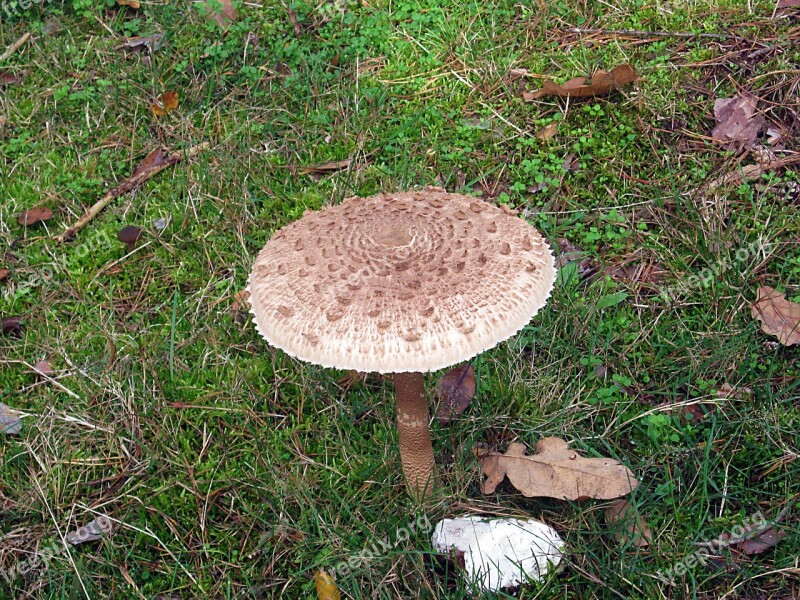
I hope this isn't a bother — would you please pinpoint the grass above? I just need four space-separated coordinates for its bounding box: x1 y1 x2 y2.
1 0 799 598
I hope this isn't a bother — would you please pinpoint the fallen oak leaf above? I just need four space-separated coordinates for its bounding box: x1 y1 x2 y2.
716 516 787 556
751 286 800 346
716 382 752 399
605 499 653 547
479 438 638 500
701 155 800 192
523 64 639 101
295 150 377 175
562 153 580 173
435 363 476 424
555 238 596 279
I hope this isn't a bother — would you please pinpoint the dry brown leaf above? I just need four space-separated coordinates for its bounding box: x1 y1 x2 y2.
18 207 53 226
711 95 765 150
0 71 21 85
480 438 639 500
0 268 10 282
736 527 787 554
751 286 800 346
717 520 787 556
777 0 800 8
0 403 22 435
605 499 653 547
199 0 237 26
555 238 596 280
33 359 54 377
562 153 580 172
435 363 476 424
229 289 251 325
314 570 340 600
151 91 179 116
523 64 639 101
535 122 559 141
2 316 21 337
132 147 169 178
118 0 140 7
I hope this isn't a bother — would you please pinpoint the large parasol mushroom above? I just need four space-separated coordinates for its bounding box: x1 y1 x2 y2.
247 188 555 500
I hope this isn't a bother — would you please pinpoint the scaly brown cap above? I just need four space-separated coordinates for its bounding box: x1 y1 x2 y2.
247 189 555 373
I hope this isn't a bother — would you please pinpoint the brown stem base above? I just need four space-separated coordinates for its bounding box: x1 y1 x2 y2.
394 372 437 501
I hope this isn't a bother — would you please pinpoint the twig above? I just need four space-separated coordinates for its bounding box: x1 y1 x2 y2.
567 27 734 40
56 142 209 243
702 155 800 192
0 32 31 61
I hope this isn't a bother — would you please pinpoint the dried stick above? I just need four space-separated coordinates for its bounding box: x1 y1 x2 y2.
567 27 734 40
56 142 209 243
702 155 800 193
0 32 31 61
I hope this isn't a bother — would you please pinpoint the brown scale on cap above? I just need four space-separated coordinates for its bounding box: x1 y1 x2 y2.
247 188 556 374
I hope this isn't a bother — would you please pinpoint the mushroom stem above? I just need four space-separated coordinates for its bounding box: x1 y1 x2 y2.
394 372 437 500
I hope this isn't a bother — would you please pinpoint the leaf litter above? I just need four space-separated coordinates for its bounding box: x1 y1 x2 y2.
151 91 179 116
435 363 476 424
751 286 800 346
523 64 639 101
18 207 54 226
711 94 765 150
605 499 653 547
478 438 639 500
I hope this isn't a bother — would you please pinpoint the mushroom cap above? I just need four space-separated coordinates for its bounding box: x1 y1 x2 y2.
247 189 556 373
117 225 143 244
